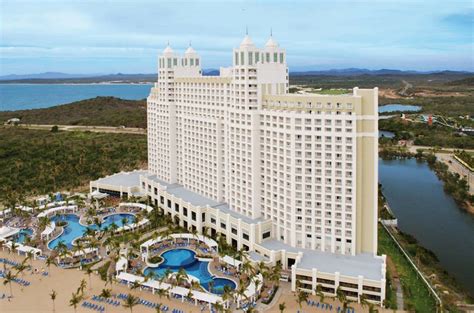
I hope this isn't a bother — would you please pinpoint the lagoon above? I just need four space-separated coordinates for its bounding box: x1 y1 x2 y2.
379 104 421 113
379 158 474 296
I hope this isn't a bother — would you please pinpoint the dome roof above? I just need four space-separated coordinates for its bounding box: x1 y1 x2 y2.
162 44 174 55
240 35 255 48
185 46 196 55
265 36 279 48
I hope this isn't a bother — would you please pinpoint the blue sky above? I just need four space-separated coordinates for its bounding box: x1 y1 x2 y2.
0 0 473 75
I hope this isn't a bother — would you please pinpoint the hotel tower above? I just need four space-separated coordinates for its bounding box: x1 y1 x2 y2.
140 35 386 304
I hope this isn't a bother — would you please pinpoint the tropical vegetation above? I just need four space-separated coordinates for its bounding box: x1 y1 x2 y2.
0 127 147 206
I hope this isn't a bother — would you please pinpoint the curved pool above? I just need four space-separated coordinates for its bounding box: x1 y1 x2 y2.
48 213 135 250
15 228 33 244
144 249 236 295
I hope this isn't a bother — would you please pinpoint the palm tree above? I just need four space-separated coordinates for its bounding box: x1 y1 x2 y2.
123 293 139 313
100 288 112 313
69 292 82 313
155 303 163 313
130 280 142 290
14 259 29 278
212 301 225 313
295 288 308 308
50 290 57 313
54 241 68 261
175 268 189 286
38 216 51 232
272 261 283 287
279 302 286 313
221 285 234 307
85 267 93 290
25 250 35 268
77 278 87 296
315 283 325 304
360 293 377 313
208 280 214 293
45 255 56 275
241 260 254 277
156 288 169 299
336 287 348 312
3 270 16 297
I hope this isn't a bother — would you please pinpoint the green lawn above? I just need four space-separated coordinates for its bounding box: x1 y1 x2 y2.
310 89 350 95
378 225 438 312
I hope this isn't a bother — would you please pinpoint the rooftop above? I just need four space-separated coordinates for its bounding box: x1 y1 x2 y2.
259 239 385 280
93 170 148 188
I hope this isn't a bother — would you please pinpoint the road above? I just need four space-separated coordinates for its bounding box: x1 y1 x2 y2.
15 123 146 135
408 145 474 154
436 153 474 194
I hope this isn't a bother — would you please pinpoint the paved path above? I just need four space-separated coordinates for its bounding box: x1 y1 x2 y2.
395 278 404 310
408 145 474 154
15 123 146 135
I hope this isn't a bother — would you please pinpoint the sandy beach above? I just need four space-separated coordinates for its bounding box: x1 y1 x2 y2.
0 250 199 313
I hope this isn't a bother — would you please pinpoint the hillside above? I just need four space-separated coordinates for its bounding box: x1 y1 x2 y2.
0 127 147 205
0 96 147 128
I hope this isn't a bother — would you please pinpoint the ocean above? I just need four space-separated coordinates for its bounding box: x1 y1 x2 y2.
0 84 153 111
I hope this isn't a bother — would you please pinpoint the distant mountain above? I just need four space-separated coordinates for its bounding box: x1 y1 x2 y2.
202 69 220 76
290 68 472 76
0 72 100 80
1 69 472 84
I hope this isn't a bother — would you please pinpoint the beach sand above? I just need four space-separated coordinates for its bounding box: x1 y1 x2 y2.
0 250 200 313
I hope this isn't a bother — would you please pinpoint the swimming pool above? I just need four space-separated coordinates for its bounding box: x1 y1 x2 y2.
47 213 135 250
15 228 33 244
143 249 236 295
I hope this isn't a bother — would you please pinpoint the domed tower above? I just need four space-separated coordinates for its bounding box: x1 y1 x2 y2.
259 33 288 95
175 43 201 77
232 34 260 110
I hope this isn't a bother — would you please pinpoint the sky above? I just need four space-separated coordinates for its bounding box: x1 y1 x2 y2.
0 0 473 75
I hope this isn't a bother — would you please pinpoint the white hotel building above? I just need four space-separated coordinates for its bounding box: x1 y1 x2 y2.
91 35 386 304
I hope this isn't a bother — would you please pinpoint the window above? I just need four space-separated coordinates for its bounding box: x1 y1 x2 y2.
190 58 194 66
266 53 270 62
235 52 239 65
183 207 188 217
255 52 259 63
232 227 237 235
167 58 171 68
279 53 284 63
191 212 196 221
263 231 271 239
174 203 179 212
173 58 177 66
160 196 164 205
240 51 244 65
243 233 249 240
220 222 226 229
211 217 216 224
154 187 157 195
273 52 278 62
167 199 171 208
196 58 199 66
248 52 253 65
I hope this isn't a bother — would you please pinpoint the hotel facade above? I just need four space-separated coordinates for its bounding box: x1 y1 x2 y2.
92 35 386 304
